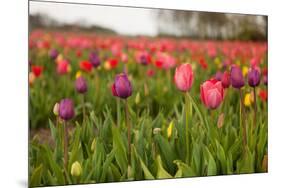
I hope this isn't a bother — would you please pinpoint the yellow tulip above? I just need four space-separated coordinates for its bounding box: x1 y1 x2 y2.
167 121 174 138
75 71 82 79
104 61 111 70
244 93 253 107
71 161 82 177
242 66 249 77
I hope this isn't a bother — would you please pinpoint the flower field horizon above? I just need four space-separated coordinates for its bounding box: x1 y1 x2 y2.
29 29 268 187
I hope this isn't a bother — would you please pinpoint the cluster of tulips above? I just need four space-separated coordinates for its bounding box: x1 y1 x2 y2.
29 30 267 187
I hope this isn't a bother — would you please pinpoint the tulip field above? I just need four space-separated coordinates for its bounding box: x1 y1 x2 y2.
29 30 268 187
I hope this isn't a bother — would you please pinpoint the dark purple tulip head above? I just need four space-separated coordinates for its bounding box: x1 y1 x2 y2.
75 76 88 94
59 98 75 121
221 71 230 88
263 75 268 86
215 71 223 81
140 55 149 66
248 67 261 87
89 52 101 68
112 73 132 99
230 65 245 89
49 49 59 60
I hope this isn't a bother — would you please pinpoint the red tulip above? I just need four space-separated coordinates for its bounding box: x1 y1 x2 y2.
174 63 194 92
221 71 230 88
200 79 224 109
259 89 267 101
31 65 43 77
79 60 93 72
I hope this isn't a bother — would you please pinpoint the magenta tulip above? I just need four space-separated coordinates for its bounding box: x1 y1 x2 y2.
174 63 194 92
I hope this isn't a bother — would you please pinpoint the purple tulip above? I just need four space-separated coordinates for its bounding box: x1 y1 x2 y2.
89 52 101 68
112 73 132 99
49 49 59 60
230 65 245 89
248 67 261 87
75 76 88 94
215 71 223 81
59 99 75 121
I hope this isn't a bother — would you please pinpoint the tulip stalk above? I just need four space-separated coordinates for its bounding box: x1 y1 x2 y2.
253 87 257 129
185 93 190 164
239 89 247 150
125 99 132 170
63 120 68 182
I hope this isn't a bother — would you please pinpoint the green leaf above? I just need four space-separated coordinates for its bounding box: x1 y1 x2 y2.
30 164 43 187
156 155 173 179
174 160 196 177
112 126 128 174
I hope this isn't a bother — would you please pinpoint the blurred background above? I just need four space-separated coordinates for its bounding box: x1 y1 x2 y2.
29 1 267 41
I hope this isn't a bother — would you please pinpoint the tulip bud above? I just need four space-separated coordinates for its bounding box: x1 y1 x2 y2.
29 72 36 85
221 71 230 88
217 113 224 128
230 65 244 89
91 138 96 152
167 121 174 138
248 67 261 87
53 103 60 116
135 92 140 105
174 63 194 92
75 76 88 94
59 98 75 121
153 128 161 135
71 161 82 177
112 73 132 99
200 79 224 109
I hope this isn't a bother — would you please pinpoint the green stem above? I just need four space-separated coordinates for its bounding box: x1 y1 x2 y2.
253 87 257 130
63 120 68 183
185 92 190 164
125 99 131 167
82 94 86 123
239 89 247 151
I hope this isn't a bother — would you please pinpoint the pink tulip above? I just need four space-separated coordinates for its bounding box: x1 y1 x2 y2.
174 63 194 92
200 79 224 109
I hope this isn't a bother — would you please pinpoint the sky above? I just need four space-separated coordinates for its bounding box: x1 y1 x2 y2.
29 1 159 36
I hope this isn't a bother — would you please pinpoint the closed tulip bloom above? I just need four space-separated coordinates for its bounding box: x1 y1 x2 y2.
49 49 59 60
71 161 82 177
221 71 230 88
89 52 101 68
248 67 261 87
174 63 194 92
230 65 244 89
59 98 75 121
215 71 223 81
112 73 132 99
53 103 60 116
200 79 224 109
75 76 88 94
57 60 69 75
